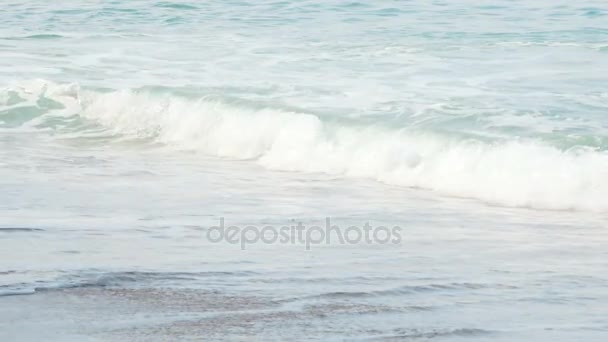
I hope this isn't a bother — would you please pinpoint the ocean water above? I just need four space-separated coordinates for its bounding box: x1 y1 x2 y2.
1 0 608 341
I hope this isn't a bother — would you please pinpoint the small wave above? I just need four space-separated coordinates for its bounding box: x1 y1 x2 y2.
303 302 407 316
0 270 258 297
65 270 257 288
154 2 198 10
249 275 404 284
1 34 64 40
374 328 492 340
302 282 512 300
0 289 36 297
0 227 45 233
0 270 17 275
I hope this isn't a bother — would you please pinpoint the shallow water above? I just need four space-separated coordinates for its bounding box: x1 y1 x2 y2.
1 1 608 341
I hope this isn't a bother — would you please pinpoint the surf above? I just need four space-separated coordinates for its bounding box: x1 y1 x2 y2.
3 79 608 212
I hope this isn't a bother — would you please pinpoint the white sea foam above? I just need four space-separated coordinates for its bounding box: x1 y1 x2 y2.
6 80 605 212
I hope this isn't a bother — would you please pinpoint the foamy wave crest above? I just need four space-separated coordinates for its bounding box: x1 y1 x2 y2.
5 80 608 211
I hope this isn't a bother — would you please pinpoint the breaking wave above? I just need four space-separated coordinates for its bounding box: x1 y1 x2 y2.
2 80 608 211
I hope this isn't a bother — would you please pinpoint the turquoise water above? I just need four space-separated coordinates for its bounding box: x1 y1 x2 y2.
1 1 608 341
